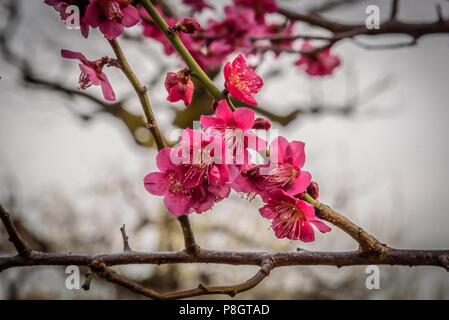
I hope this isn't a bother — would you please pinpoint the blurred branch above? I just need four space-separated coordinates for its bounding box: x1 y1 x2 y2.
267 3 449 49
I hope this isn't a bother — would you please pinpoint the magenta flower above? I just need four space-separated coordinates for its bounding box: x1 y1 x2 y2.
295 42 341 76
257 136 312 199
259 190 331 242
224 54 263 106
234 0 278 23
183 0 213 13
177 129 231 194
83 0 140 40
165 69 194 107
206 6 262 55
200 100 267 153
45 0 91 38
61 49 116 101
144 148 219 216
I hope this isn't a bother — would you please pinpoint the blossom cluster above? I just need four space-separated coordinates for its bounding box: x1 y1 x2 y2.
46 0 341 102
145 55 331 242
47 0 333 242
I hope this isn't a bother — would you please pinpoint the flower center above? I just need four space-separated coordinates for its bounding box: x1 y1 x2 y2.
266 164 298 191
167 171 193 195
271 201 306 233
183 163 208 186
78 72 92 90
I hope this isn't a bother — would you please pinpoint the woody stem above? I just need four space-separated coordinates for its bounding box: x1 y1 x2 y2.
108 38 198 253
140 0 224 101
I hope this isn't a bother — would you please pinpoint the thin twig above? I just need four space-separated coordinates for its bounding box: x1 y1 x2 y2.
0 204 32 258
108 38 198 255
120 224 132 252
91 259 273 299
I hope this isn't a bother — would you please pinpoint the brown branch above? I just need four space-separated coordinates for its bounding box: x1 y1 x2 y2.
315 203 387 254
1 247 448 272
177 215 199 255
107 38 198 255
391 0 400 20
0 204 32 258
277 6 449 40
90 259 273 299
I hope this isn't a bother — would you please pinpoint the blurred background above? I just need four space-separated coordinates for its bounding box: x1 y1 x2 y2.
1 0 449 299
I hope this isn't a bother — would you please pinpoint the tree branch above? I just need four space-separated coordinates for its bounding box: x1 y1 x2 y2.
107 38 198 255
90 259 273 299
277 6 449 39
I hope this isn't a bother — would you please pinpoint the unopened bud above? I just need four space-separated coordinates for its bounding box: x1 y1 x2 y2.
307 181 319 199
174 18 202 34
253 118 271 130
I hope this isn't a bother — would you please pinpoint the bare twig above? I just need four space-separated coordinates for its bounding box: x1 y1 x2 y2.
120 224 132 252
0 204 31 258
90 259 273 299
391 0 400 20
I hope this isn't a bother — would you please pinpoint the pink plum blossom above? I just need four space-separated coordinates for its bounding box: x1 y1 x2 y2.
83 0 140 40
257 136 312 199
165 69 194 107
206 6 263 55
234 0 278 23
45 0 91 38
200 100 267 153
259 190 331 242
295 42 341 76
224 54 263 106
183 0 213 13
61 49 116 101
176 129 231 195
144 148 219 216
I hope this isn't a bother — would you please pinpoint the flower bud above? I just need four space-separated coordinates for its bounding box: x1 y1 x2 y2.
307 181 319 199
174 18 202 34
253 117 271 130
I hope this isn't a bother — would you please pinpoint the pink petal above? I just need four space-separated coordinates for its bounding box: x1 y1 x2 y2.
100 20 125 40
83 3 100 28
99 76 116 102
233 107 255 130
310 219 332 233
200 115 223 130
156 148 178 172
61 49 87 64
299 220 315 242
285 141 306 167
144 172 169 196
79 64 100 85
269 136 289 164
120 4 140 28
164 193 193 216
215 100 233 121
288 170 312 196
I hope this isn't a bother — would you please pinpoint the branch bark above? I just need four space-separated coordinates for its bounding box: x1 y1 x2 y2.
0 204 32 258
